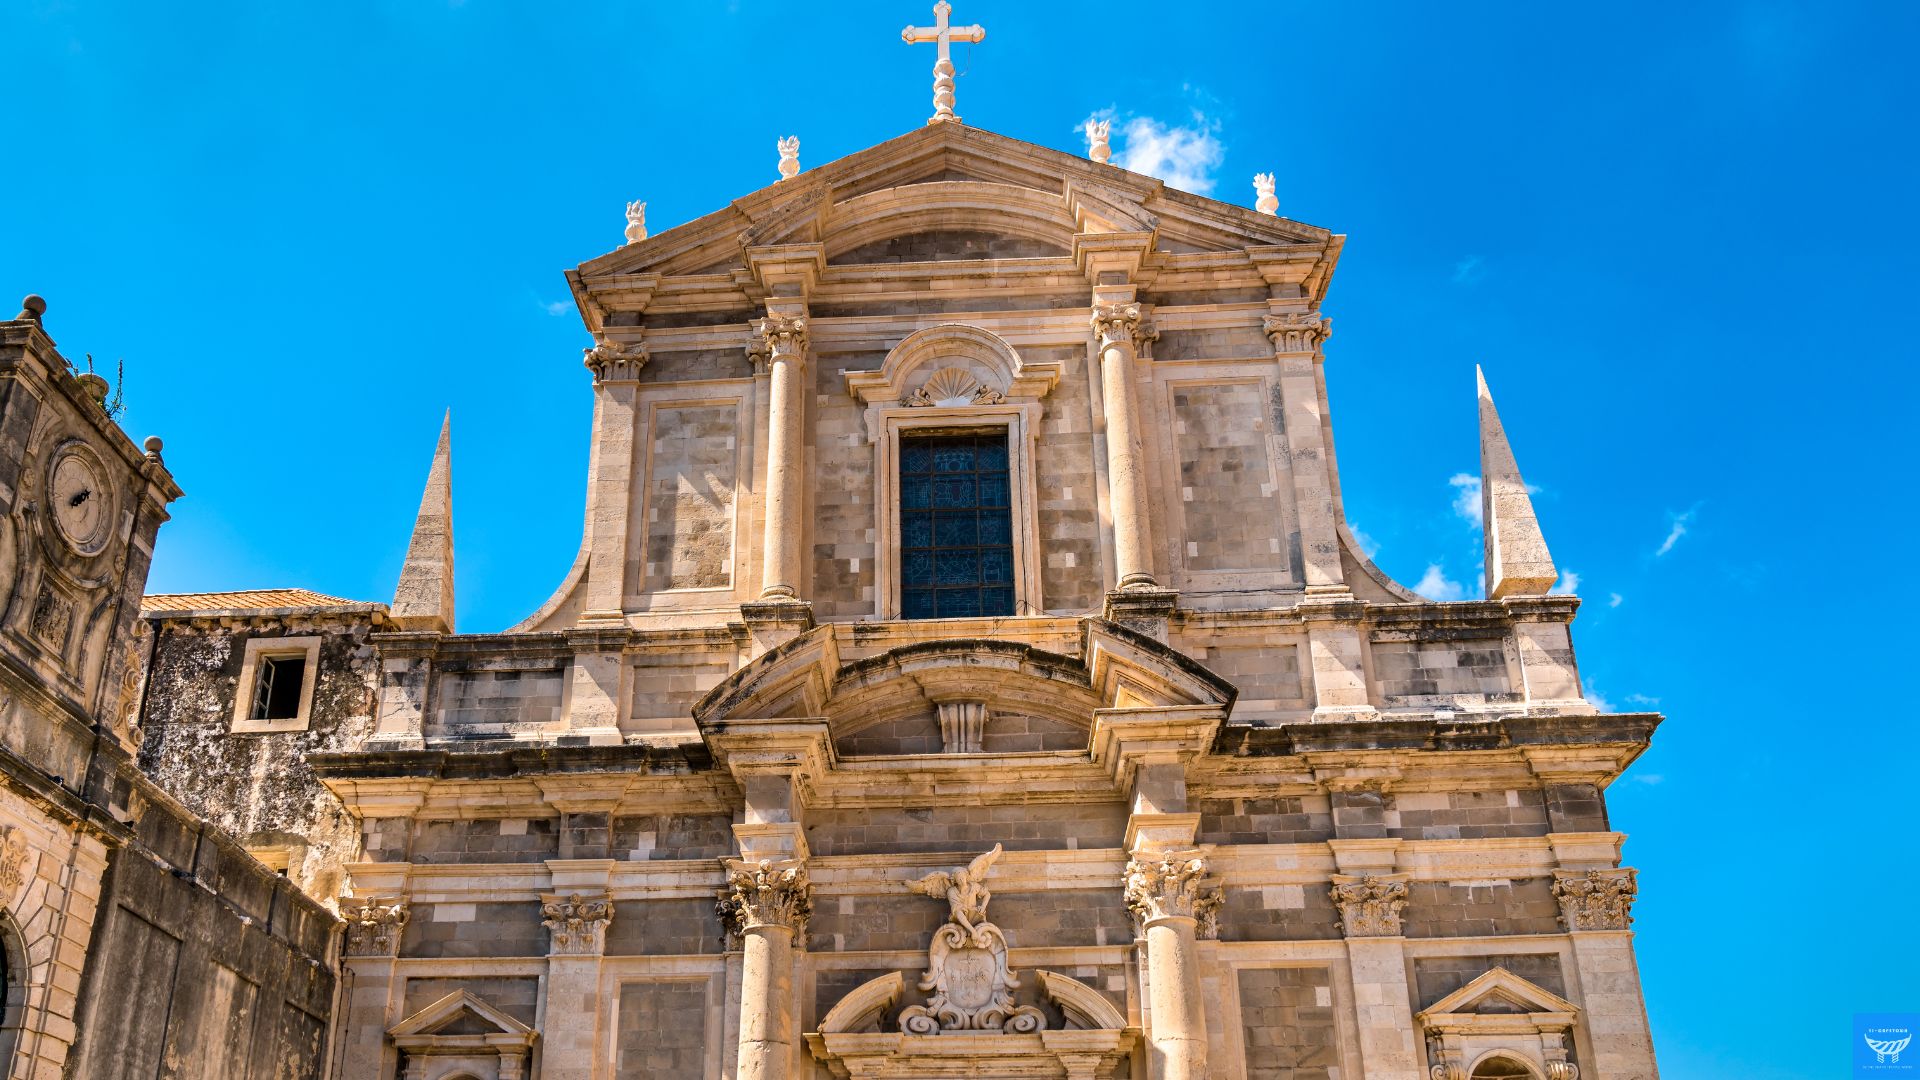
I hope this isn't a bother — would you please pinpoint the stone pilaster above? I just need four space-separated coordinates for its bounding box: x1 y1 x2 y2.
719 859 810 1080
1327 843 1422 1080
1090 299 1160 593
1556 868 1655 1080
338 897 410 1079
580 337 649 625
1300 596 1377 722
1123 851 1218 1080
538 889 614 1080
1262 309 1344 594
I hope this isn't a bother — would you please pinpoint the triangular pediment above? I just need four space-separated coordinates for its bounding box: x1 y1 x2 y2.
389 990 534 1041
1420 967 1580 1021
576 122 1333 282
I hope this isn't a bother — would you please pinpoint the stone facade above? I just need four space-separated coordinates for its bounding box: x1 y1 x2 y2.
46 112 1660 1078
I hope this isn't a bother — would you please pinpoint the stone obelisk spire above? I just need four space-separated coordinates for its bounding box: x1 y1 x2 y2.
391 411 456 632
1478 367 1558 599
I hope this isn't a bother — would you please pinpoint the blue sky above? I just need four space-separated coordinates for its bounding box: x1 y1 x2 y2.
5 2 1916 1075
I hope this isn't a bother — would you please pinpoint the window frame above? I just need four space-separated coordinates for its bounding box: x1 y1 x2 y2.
231 635 322 733
874 404 1044 621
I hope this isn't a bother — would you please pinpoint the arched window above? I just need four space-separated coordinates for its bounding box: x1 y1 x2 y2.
1471 1053 1540 1079
0 913 26 1074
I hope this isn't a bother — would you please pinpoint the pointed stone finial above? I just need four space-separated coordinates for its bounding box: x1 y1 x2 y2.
1085 118 1112 164
623 201 647 246
1253 173 1278 216
777 136 800 180
1478 367 1558 599
391 412 455 633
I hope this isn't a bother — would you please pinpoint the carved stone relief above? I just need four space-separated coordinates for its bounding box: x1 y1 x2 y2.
342 897 409 957
1330 874 1410 937
541 892 613 955
717 859 811 938
1123 850 1221 927
900 845 1045 1033
1551 868 1637 931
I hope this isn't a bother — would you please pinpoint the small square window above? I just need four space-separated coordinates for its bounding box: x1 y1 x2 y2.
251 655 306 722
231 636 322 733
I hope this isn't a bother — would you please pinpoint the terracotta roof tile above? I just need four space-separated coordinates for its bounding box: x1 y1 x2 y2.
142 588 372 613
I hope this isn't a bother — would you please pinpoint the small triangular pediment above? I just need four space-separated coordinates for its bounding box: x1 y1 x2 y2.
388 990 534 1040
1420 967 1579 1021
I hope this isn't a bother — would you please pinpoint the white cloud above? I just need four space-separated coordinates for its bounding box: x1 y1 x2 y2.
1549 570 1580 596
1608 592 1624 608
1452 256 1487 285
1582 681 1614 713
542 300 571 317
1449 473 1482 526
1656 508 1695 556
1631 773 1665 786
1096 111 1225 195
1414 563 1467 602
1626 693 1662 707
1350 526 1382 560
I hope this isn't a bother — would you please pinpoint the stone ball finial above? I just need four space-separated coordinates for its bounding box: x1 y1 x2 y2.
143 435 164 457
15 295 46 323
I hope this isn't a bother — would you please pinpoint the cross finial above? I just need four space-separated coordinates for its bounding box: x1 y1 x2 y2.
902 2 986 125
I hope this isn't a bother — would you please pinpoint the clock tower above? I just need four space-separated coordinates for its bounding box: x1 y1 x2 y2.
0 294 179 743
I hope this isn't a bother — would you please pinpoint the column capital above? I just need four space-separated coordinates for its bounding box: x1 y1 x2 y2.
1552 868 1637 931
1262 310 1332 354
540 892 614 956
753 313 810 359
342 897 410 957
1330 873 1410 938
1122 849 1220 928
582 337 649 383
1089 301 1145 346
718 858 811 936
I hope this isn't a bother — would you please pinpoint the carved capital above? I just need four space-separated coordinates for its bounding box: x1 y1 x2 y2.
541 892 614 956
754 314 809 360
1123 850 1217 926
717 858 810 935
583 338 649 383
1089 302 1145 349
1330 874 1409 937
1552 868 1636 931
342 898 410 957
1262 311 1332 354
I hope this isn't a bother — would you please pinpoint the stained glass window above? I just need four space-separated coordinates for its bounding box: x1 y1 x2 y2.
899 432 1014 619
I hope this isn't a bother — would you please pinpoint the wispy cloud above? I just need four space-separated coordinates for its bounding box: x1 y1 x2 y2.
1656 507 1696 556
1452 256 1487 285
1350 526 1382 560
1086 109 1225 195
1449 473 1482 526
1608 592 1624 608
540 299 571 317
1550 570 1581 596
1631 773 1665 786
1414 563 1468 602
1626 693 1661 707
1582 681 1614 712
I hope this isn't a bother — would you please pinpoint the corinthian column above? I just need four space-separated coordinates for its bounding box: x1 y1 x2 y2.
1091 302 1157 590
719 859 810 1080
1124 851 1218 1080
754 314 810 601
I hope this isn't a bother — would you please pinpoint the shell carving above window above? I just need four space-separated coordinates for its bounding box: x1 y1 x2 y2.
906 368 1006 408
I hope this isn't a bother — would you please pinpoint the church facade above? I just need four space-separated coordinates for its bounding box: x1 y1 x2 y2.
6 82 1661 1080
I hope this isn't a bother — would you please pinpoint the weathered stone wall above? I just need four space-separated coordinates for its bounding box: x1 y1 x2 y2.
1030 344 1104 612
400 901 547 958
1169 381 1290 572
1403 878 1563 938
1411 953 1567 1009
1237 966 1340 1080
1372 638 1518 707
135 613 377 903
803 802 1127 856
811 350 880 619
642 404 740 591
616 980 712 1078
432 666 566 736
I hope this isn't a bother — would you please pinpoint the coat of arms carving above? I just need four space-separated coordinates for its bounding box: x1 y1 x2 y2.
898 844 1045 1034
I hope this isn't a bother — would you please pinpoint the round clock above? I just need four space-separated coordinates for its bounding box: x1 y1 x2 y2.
48 449 111 555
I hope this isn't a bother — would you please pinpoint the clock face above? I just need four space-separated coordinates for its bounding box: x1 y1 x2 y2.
49 451 110 555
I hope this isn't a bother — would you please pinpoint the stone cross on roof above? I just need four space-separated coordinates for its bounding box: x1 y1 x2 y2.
902 1 985 125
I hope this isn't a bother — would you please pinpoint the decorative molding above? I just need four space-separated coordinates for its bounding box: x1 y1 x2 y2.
717 858 811 935
900 845 1046 1034
540 892 613 956
1263 311 1332 354
934 700 988 753
777 135 801 181
1552 868 1637 931
582 338 649 383
342 897 409 957
1089 302 1143 347
0 825 30 894
1084 118 1111 164
1330 873 1409 937
905 368 1004 408
1123 850 1219 927
623 200 647 245
1254 173 1278 216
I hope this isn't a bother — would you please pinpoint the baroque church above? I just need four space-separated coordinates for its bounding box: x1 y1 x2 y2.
0 9 1661 1079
